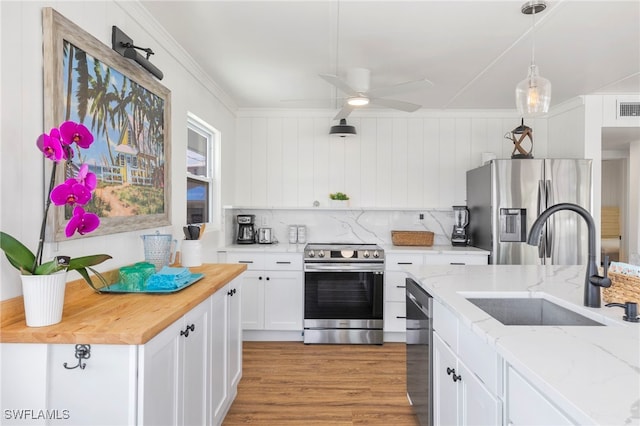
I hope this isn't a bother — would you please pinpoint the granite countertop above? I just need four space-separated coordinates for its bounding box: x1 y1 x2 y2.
404 264 640 426
0 263 246 345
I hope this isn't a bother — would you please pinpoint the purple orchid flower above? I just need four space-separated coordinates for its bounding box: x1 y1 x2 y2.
36 132 64 162
50 178 92 206
65 206 100 237
60 121 94 149
76 164 97 191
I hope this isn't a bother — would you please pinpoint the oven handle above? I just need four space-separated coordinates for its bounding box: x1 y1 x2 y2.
304 263 384 273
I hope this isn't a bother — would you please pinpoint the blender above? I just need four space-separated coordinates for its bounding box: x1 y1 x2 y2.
451 206 469 246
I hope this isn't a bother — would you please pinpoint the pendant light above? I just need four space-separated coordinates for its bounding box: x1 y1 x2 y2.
330 119 357 137
515 0 551 116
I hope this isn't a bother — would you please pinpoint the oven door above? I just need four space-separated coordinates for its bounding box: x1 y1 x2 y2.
304 263 384 328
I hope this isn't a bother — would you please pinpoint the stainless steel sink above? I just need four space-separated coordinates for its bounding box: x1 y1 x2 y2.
466 297 606 326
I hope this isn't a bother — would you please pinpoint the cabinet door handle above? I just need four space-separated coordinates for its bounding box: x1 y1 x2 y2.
227 288 237 296
239 260 253 264
180 324 195 337
452 373 462 382
398 262 413 265
450 262 465 265
447 367 462 382
259 276 263 280
276 261 291 264
396 316 406 319
447 367 455 375
266 277 270 281
396 285 406 289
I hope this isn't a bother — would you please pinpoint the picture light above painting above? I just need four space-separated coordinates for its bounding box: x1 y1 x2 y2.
111 26 164 80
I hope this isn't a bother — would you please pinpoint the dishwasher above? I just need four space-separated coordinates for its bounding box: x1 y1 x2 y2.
406 277 433 426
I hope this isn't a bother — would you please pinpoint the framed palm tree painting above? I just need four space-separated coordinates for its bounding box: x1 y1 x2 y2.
43 8 171 241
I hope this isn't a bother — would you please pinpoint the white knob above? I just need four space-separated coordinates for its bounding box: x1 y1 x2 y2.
318 250 325 258
373 250 380 258
363 250 370 258
308 250 315 258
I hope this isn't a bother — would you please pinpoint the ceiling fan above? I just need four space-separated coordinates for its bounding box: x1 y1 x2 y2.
321 68 433 120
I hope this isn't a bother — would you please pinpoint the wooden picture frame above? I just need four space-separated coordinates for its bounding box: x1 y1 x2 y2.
43 8 172 241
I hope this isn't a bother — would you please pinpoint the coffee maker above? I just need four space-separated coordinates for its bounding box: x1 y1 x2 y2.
236 215 256 244
451 206 469 246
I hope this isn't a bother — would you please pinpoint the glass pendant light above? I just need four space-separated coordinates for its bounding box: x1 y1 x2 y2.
516 1 551 116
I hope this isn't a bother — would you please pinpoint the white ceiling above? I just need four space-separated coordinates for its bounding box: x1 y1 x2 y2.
140 0 640 145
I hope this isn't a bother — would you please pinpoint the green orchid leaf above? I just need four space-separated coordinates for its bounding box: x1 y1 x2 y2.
73 267 99 292
67 254 112 270
34 260 64 275
0 232 36 274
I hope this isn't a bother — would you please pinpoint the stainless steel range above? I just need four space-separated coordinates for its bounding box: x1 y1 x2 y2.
303 243 384 344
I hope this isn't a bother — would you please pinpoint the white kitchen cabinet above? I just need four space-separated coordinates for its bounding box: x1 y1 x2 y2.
211 280 243 425
138 297 210 425
46 344 137 425
384 254 425 334
384 251 488 335
226 252 303 332
506 366 574 426
433 333 502 426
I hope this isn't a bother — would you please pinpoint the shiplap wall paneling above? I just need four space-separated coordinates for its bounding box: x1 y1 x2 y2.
454 118 472 205
344 118 362 208
438 118 456 208
376 118 394 206
328 119 347 201
235 119 252 205
359 118 378 207
423 119 440 207
391 118 409 207
266 117 284 206
297 118 315 206
313 118 331 205
282 118 299 206
251 118 268 206
407 119 425 207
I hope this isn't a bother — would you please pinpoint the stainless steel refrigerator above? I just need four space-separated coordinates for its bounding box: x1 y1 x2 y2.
466 159 592 265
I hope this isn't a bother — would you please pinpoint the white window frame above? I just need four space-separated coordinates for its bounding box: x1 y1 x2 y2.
186 112 221 229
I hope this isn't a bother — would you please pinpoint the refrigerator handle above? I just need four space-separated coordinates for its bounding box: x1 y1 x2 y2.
537 180 545 259
545 180 553 258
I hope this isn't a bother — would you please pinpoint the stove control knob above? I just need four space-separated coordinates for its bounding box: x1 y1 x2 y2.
308 250 315 258
318 250 325 258
363 250 370 258
373 250 380 258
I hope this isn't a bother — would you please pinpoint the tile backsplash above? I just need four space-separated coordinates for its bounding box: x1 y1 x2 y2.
223 208 455 246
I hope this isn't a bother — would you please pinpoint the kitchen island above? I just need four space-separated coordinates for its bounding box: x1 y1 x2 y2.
0 263 246 425
405 264 640 425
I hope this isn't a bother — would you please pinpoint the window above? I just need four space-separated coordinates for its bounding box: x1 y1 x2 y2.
186 113 220 227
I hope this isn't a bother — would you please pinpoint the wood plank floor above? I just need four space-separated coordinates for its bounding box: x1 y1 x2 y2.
223 341 419 425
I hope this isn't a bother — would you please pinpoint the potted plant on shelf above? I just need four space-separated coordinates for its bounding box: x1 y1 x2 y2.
329 192 350 207
0 121 111 327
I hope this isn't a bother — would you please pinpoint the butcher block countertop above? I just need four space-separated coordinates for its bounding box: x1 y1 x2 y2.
0 263 246 345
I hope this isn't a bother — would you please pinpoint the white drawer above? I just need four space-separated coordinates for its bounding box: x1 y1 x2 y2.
423 253 488 265
385 253 424 269
226 252 265 270
385 271 408 302
458 323 501 395
433 299 458 351
264 253 302 270
384 301 406 332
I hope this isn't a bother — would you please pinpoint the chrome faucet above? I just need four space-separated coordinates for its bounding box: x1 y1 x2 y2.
527 203 611 308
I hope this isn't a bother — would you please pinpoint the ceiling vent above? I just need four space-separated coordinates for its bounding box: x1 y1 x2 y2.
617 101 640 119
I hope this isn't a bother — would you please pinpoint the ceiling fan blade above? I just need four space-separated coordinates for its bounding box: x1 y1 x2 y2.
319 74 358 97
367 78 433 98
370 97 421 112
334 104 356 120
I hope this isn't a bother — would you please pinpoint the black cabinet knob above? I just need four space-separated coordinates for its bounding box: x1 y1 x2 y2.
180 323 195 337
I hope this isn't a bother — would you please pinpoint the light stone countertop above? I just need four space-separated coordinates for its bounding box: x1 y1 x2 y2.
404 264 640 426
220 243 489 256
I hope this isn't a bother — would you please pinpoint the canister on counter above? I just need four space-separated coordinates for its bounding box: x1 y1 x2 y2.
297 225 307 244
288 225 298 244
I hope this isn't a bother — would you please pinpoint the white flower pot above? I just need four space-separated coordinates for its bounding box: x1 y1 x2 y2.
329 199 350 208
20 271 67 327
